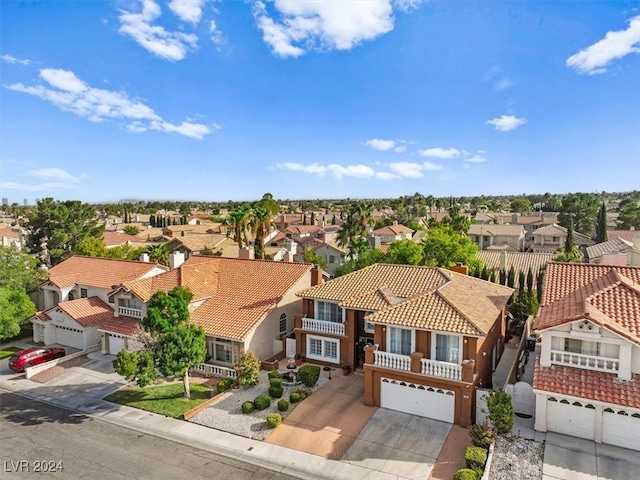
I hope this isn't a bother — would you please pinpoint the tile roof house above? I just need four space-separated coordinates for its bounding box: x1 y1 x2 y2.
370 223 414 244
295 263 513 426
586 236 640 266
607 229 640 243
100 255 318 366
30 256 167 350
531 224 595 254
468 224 526 251
164 234 231 259
532 262 640 450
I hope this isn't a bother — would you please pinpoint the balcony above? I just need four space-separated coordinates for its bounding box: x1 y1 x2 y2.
119 306 143 318
421 358 462 381
372 350 466 381
301 318 345 336
550 350 619 373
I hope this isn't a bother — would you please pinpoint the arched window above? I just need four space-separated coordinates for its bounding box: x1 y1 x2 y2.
279 313 287 335
68 291 75 301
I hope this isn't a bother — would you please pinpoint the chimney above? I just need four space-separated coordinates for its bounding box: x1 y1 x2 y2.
630 234 640 267
449 263 469 276
283 251 293 262
139 253 149 263
311 265 323 286
393 220 398 226
368 235 381 249
169 252 185 269
239 246 255 260
512 214 519 224
499 250 507 270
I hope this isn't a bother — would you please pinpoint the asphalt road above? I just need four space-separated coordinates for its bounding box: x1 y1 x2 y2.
0 389 299 480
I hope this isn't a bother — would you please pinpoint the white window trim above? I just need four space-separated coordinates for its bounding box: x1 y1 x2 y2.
431 333 463 365
386 326 415 356
315 300 343 323
306 335 340 364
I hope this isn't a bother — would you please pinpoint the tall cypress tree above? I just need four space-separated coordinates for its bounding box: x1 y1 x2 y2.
596 202 607 243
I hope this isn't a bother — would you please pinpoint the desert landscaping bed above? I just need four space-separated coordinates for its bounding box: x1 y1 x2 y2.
29 354 91 384
488 434 544 479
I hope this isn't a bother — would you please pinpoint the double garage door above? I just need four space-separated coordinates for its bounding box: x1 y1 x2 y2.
54 325 85 350
380 377 455 423
546 395 640 450
108 335 125 355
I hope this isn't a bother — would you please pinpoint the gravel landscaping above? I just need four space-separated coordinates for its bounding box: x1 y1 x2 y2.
30 354 91 384
190 369 328 440
488 434 544 480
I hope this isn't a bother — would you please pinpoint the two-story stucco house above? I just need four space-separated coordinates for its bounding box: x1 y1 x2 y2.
468 224 526 251
531 223 594 255
370 223 414 244
295 264 513 426
533 262 640 450
31 256 167 350
101 255 318 364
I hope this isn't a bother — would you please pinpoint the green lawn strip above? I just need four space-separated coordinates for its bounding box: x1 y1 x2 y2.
105 382 212 419
0 347 23 360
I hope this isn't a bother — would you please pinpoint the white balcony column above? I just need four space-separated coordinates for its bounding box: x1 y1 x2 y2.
534 392 548 432
540 332 552 367
618 344 632 380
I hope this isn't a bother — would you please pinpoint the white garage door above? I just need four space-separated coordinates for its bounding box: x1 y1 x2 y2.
602 407 640 450
380 377 455 423
546 396 596 440
108 335 125 355
54 325 85 350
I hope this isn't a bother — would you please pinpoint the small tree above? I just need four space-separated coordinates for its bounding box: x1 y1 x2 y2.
234 350 260 387
113 349 158 387
596 202 607 243
123 225 140 236
486 390 514 434
507 266 515 288
526 267 534 292
518 270 525 291
0 287 36 341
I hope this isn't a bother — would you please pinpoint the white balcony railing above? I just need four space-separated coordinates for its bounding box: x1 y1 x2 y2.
421 358 462 381
374 351 411 372
550 350 619 373
191 363 238 379
119 306 143 318
301 318 345 336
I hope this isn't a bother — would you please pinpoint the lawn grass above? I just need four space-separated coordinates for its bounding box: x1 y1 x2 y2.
0 347 23 360
105 382 212 418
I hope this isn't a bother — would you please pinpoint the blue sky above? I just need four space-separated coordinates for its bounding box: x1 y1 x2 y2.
1 1 639 204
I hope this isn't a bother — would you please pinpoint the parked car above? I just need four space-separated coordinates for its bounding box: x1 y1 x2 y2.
8 347 66 372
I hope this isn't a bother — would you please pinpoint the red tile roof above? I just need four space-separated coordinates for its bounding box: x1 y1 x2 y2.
98 317 142 336
55 297 137 328
608 230 640 243
103 231 142 245
533 358 640 409
371 224 414 236
47 256 167 289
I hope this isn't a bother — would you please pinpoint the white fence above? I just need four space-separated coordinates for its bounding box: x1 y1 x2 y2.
476 388 492 426
420 358 462 380
301 318 345 336
374 351 411 371
191 363 238 379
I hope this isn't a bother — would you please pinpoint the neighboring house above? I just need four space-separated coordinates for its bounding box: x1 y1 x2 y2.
475 251 553 289
608 229 639 243
102 231 147 248
295 264 513 426
0 225 23 249
311 242 349 276
283 225 324 244
530 224 595 254
30 257 167 350
164 234 231 259
468 224 526 251
101 255 319 364
163 224 222 237
533 262 640 450
371 223 414 244
586 236 640 266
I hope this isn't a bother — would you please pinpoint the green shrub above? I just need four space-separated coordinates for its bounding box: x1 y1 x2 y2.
216 377 234 393
241 401 255 414
291 387 312 400
269 377 283 388
465 446 487 472
290 392 301 403
268 370 283 379
277 399 289 412
298 364 321 387
452 468 480 480
269 385 284 398
234 351 260 387
467 423 496 449
487 390 514 434
266 413 282 428
253 394 271 410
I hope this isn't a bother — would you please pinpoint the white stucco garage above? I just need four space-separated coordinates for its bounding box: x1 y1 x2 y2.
380 377 455 423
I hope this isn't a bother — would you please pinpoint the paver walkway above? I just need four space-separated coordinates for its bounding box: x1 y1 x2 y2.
266 371 378 459
428 425 471 480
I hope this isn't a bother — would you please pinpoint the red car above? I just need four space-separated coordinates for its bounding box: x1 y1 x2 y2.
8 347 66 372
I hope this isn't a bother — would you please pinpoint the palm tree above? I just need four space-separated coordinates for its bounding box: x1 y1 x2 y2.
146 244 169 266
250 206 273 260
226 204 252 250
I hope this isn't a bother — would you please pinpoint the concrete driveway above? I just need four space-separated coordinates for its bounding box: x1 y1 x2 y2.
543 432 640 480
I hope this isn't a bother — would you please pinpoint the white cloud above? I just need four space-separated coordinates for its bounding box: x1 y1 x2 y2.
365 138 396 151
26 167 83 182
567 15 640 75
327 164 376 179
210 20 224 46
118 0 198 61
277 162 327 175
394 145 407 153
253 0 397 57
168 0 209 24
465 155 486 164
5 68 214 140
393 0 425 13
376 172 398 180
423 162 444 171
2 54 30 66
417 147 465 159
389 162 424 178
494 78 513 90
486 115 526 132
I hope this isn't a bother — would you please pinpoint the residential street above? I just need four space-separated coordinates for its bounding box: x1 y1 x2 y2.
0 389 299 480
